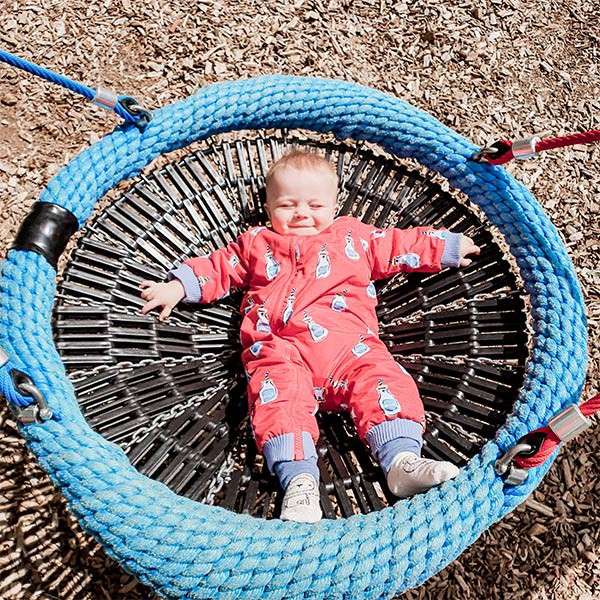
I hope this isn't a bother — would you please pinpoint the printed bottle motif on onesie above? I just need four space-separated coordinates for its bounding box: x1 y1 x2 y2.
315 244 331 279
265 246 280 280
391 253 421 269
303 312 328 342
229 255 240 268
331 288 348 312
421 230 448 240
282 288 296 325
328 375 349 393
360 238 369 251
351 336 370 358
259 372 278 404
344 231 360 260
377 380 401 416
249 341 262 357
244 296 255 314
313 387 325 403
371 229 386 239
366 281 377 298
256 306 271 334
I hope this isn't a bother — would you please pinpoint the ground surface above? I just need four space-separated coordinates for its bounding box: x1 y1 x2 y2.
0 1 598 599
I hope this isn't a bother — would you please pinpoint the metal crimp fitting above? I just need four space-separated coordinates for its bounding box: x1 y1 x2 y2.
548 404 591 443
0 347 8 368
93 87 119 110
511 135 541 160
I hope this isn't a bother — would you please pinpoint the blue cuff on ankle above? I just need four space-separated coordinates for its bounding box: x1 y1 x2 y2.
263 432 317 473
366 419 423 474
274 459 319 490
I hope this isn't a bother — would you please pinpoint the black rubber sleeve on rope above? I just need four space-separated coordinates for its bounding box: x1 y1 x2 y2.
12 202 79 268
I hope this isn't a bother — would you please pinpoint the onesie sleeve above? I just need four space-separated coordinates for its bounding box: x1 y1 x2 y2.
167 231 253 303
366 225 462 280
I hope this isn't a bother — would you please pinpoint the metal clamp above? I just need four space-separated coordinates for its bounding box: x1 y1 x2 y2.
511 135 541 160
118 96 152 129
548 404 591 443
93 86 119 110
495 442 532 485
0 347 8 368
11 372 53 424
471 140 512 163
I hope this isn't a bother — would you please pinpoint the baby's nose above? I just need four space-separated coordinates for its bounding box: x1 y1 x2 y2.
295 204 311 217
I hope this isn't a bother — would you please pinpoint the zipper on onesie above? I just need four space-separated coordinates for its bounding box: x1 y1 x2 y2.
277 239 303 329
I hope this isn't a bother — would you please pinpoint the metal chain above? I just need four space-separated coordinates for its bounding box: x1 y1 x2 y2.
119 379 230 454
57 293 231 334
202 452 237 505
438 418 485 445
397 351 506 367
383 288 525 328
68 351 232 383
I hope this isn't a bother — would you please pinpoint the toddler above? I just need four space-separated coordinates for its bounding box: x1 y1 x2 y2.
140 150 480 523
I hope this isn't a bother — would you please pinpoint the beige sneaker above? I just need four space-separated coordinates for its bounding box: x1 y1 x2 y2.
386 451 460 498
280 474 322 523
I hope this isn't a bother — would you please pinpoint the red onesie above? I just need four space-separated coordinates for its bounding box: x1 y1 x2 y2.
169 216 459 471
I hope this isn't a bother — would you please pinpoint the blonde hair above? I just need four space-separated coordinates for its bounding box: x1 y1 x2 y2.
265 150 338 190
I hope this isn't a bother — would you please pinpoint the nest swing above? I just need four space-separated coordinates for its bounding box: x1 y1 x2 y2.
0 75 588 599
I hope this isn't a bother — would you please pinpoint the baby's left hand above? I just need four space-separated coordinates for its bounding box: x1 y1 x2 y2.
459 235 480 267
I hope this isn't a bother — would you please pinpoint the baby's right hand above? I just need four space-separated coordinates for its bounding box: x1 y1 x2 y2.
139 279 185 322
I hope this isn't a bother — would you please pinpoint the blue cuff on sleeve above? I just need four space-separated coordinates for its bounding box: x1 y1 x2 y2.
167 264 202 303
440 232 462 268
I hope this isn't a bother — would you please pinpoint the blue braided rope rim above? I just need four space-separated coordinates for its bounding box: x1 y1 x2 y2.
0 76 587 599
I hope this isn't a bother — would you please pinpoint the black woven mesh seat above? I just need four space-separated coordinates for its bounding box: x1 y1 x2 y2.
53 132 528 519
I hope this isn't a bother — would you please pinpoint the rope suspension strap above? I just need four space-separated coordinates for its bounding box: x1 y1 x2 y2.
472 129 600 164
0 48 151 129
495 394 599 484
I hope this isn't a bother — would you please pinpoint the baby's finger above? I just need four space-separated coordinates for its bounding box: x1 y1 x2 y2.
158 306 172 322
459 257 472 267
139 280 152 289
141 298 161 315
140 289 154 301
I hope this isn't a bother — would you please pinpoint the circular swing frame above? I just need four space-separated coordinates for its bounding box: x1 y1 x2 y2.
0 76 587 599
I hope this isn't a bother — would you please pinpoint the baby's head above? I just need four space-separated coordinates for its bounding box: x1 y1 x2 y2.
265 150 338 236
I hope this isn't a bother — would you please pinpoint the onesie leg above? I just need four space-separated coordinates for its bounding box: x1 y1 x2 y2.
340 340 426 442
339 339 458 496
245 355 320 485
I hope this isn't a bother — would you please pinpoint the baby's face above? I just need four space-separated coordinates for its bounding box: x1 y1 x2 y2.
265 166 338 236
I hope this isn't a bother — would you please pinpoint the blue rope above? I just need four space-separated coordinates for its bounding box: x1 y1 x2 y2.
0 75 587 599
0 48 150 127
